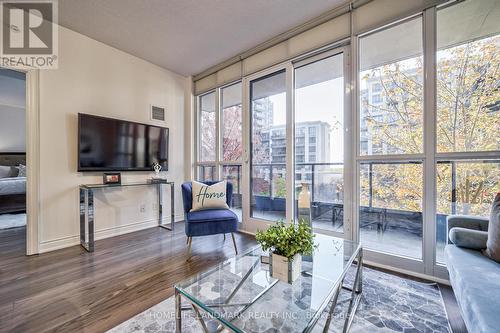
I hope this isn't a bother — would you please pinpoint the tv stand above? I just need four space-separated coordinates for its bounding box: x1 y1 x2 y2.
79 179 175 252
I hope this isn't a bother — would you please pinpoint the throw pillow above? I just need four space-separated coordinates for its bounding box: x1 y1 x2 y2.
449 227 488 250
484 192 500 262
9 166 19 177
0 165 10 178
191 181 229 212
17 164 26 177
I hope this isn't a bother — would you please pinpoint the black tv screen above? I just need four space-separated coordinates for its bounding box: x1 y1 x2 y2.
78 113 169 171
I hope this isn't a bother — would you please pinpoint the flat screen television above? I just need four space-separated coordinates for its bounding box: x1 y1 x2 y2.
78 113 169 171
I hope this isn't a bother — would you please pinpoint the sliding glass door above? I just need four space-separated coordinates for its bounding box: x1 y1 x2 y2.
294 51 348 237
242 49 351 236
248 70 288 225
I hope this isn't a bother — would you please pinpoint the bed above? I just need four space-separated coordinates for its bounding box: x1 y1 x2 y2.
0 153 26 214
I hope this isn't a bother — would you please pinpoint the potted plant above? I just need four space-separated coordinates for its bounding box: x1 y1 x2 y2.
256 220 315 283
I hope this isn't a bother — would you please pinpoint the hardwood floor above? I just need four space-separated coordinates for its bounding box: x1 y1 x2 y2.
440 284 468 333
0 224 256 333
0 225 467 333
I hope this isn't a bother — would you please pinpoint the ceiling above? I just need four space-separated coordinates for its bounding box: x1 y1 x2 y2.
58 0 347 76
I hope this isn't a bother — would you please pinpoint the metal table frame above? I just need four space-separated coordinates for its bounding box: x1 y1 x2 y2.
79 180 175 252
174 246 363 333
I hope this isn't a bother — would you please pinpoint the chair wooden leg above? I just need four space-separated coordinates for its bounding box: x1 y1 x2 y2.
231 233 238 255
186 236 189 244
223 233 226 241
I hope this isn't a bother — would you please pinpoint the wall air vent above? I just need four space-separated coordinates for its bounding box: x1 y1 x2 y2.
151 105 165 121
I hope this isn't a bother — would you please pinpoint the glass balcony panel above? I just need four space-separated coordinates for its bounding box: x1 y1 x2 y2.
198 165 216 182
222 164 242 222
359 162 423 259
435 160 499 263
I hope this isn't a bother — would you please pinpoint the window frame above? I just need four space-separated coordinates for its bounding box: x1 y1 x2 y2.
195 81 243 182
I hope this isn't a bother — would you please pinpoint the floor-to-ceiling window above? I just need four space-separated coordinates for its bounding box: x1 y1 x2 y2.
221 82 243 221
294 52 346 234
196 83 243 220
358 17 425 259
434 0 500 263
193 0 499 278
249 70 287 221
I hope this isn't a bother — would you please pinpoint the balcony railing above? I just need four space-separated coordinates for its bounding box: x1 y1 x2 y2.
199 160 498 247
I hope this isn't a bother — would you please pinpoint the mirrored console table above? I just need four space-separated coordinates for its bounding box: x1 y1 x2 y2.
79 179 175 252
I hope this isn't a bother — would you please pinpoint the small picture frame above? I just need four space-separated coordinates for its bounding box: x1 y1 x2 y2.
103 172 121 185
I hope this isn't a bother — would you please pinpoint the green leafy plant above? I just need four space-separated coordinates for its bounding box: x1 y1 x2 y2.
255 220 315 260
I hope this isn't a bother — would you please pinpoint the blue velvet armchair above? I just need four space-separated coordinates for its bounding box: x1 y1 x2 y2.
181 181 238 255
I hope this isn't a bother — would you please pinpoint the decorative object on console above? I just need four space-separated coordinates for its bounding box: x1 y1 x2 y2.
151 162 164 180
103 172 121 185
190 180 229 212
256 220 315 283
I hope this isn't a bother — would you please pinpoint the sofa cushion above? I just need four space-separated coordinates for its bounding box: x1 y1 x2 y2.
445 245 500 333
187 209 238 223
185 209 238 237
485 192 500 262
449 227 488 250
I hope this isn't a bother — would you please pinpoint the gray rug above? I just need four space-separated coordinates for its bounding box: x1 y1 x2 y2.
0 213 26 230
108 267 449 333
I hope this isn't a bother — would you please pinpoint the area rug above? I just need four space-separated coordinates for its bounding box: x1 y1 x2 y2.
0 213 26 230
108 266 449 333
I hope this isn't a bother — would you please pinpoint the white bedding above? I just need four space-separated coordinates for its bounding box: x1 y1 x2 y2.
0 177 26 196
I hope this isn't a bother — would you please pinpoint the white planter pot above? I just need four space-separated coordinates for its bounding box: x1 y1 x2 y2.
270 253 302 283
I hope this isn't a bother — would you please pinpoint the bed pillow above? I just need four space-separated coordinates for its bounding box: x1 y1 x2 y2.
0 165 10 178
191 180 229 212
9 166 19 177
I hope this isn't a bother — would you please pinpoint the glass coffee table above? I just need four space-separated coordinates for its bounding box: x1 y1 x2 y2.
174 234 362 333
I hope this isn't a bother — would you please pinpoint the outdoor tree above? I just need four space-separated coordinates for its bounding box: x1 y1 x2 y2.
222 105 243 161
360 35 499 215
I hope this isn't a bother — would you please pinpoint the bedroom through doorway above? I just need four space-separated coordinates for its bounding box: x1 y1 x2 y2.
0 68 27 247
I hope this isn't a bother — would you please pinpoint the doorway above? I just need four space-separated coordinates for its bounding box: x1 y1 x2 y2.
0 68 27 248
241 47 352 237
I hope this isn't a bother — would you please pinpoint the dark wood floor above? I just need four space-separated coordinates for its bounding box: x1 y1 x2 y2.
0 225 467 333
0 224 256 333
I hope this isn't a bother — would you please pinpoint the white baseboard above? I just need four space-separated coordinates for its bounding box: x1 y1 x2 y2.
39 214 184 253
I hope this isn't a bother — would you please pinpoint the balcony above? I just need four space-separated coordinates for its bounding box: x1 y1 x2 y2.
201 160 498 261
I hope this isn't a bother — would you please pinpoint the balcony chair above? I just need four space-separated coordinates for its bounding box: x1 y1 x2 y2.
181 181 238 257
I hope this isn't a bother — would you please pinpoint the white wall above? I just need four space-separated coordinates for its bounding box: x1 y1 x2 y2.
38 26 188 252
0 70 25 152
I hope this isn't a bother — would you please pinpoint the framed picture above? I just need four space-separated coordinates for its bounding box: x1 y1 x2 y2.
103 173 121 185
